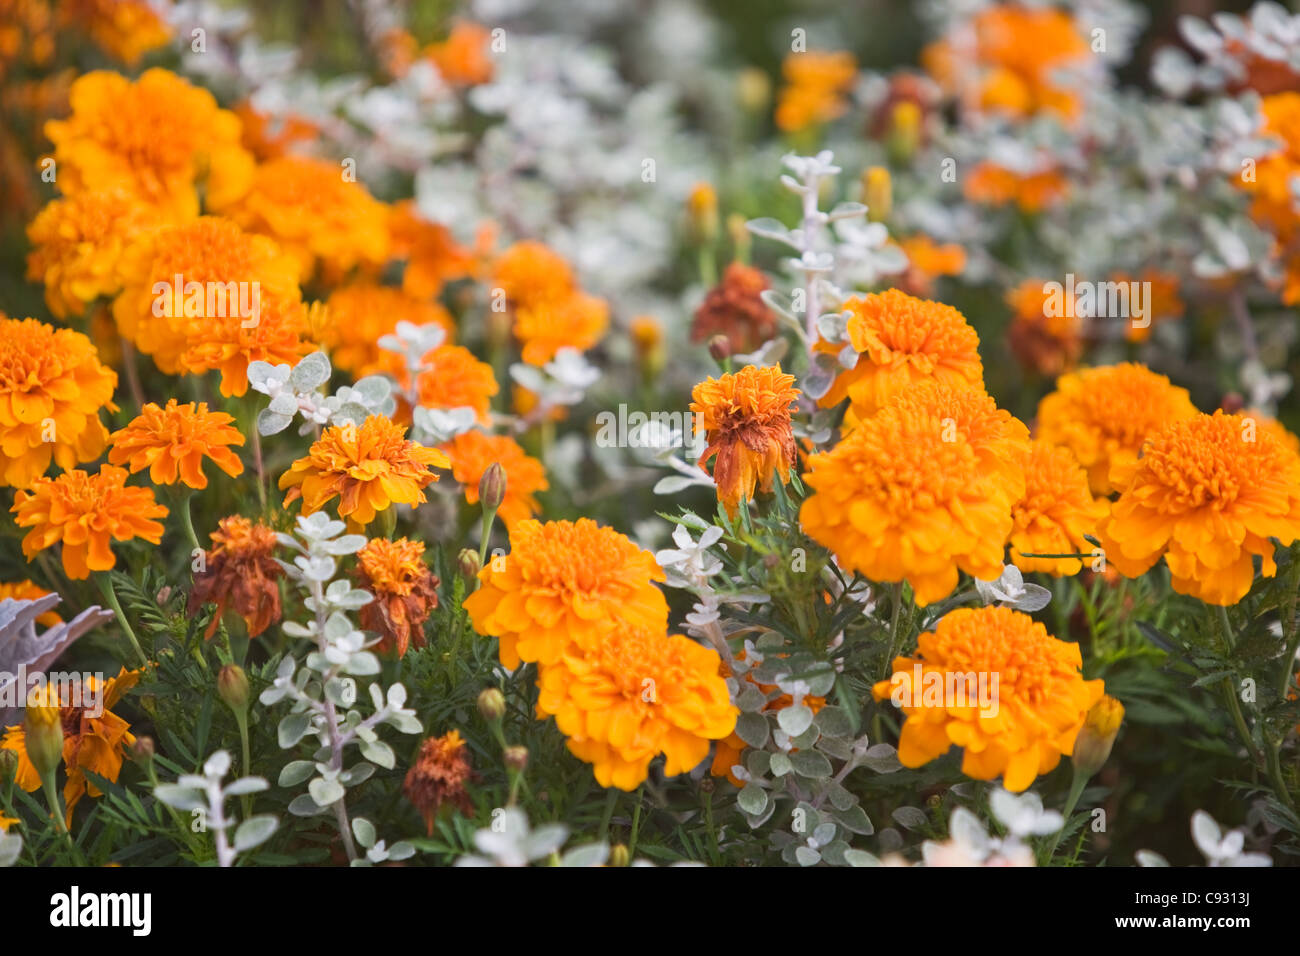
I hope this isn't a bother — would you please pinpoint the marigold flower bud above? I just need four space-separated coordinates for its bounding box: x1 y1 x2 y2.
708 334 731 362
1072 694 1124 777
0 747 17 785
458 547 482 582
131 736 155 765
477 687 506 722
737 67 771 114
887 100 922 163
503 745 529 771
217 664 250 714
23 692 64 782
479 462 507 512
687 183 719 242
609 843 630 867
864 166 892 223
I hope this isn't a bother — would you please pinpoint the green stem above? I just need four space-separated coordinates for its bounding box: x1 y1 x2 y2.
598 788 618 842
883 582 906 678
39 769 83 864
235 711 253 819
1044 769 1089 862
1216 605 1263 766
96 574 149 668
178 489 201 553
477 505 499 571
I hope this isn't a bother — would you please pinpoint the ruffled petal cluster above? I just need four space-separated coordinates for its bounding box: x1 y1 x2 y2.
1010 441 1109 576
109 399 245 489
356 536 439 657
188 515 284 639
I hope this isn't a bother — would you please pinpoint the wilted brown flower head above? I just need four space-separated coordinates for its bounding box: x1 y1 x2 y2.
188 515 284 639
355 536 439 658
404 730 473 835
691 262 778 354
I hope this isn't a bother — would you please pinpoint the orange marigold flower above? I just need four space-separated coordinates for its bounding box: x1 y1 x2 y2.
514 292 609 366
1246 409 1300 455
1035 362 1199 495
211 155 391 282
774 50 857 133
691 364 799 517
817 289 984 420
1098 411 1300 606
279 415 449 527
538 627 738 790
58 0 171 65
872 606 1105 792
45 68 254 219
442 429 548 529
0 315 118 489
414 345 499 422
108 399 245 489
690 262 778 354
800 384 1029 606
1010 441 1109 576
463 518 669 669
404 730 473 835
356 536 439 658
231 101 320 162
111 217 307 394
964 162 1069 212
388 200 481 298
491 240 575 306
2 666 139 824
1005 278 1083 377
0 579 61 627
896 235 966 297
187 515 283 639
25 190 164 319
1239 92 1300 236
425 21 494 86
323 282 455 379
12 465 166 579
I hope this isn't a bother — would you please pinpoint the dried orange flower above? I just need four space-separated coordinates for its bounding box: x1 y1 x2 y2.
691 364 799 517
12 465 166 579
414 345 499 422
964 162 1068 213
425 21 494 86
1010 441 1109 577
538 627 738 790
25 190 164 318
1035 362 1199 495
211 155 391 282
404 730 473 835
775 50 857 133
188 516 284 639
111 217 306 394
1005 278 1083 377
356 537 439 658
59 0 171 65
691 262 778 353
0 579 61 627
1099 411 1300 605
279 416 449 527
801 384 1029 606
463 518 669 669
818 289 984 423
323 282 455 379
108 399 245 489
872 606 1105 792
0 315 118 489
2 667 140 823
442 429 548 529
45 68 254 219
389 201 480 299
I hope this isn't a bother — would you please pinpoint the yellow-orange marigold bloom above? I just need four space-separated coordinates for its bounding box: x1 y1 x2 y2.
691 364 799 517
1240 92 1300 235
462 518 669 669
442 429 548 529
59 0 171 65
514 293 610 366
800 384 1029 606
0 579 61 627
211 155 390 281
872 606 1104 792
964 162 1069 212
2 666 139 824
897 235 966 297
187 516 283 639
425 21 494 86
25 190 164 319
414 345 499 422
403 729 473 834
817 289 984 420
323 282 455 379
774 50 857 133
1010 441 1109 576
1247 409 1300 455
388 201 480 298
111 216 304 387
492 240 575 306
278 415 449 527
45 68 253 219
1099 411 1300 605
538 627 737 790
108 399 245 489
0 315 118 489
1035 363 1198 495
12 465 167 579
356 537 439 658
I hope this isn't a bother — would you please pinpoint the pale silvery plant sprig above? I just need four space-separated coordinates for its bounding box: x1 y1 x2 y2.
378 320 448 409
508 347 601 431
1137 810 1273 867
153 751 278 868
0 829 20 867
975 565 1052 613
249 352 396 437
453 806 610 867
624 419 714 497
260 512 423 864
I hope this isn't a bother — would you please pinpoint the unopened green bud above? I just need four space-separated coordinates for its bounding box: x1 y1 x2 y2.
217 664 250 715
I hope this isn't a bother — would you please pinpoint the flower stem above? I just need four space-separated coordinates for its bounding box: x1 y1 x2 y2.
178 489 201 553
884 582 906 679
96 574 149 668
1044 768 1088 863
477 504 499 571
